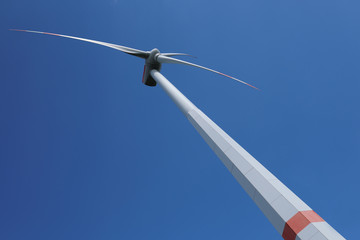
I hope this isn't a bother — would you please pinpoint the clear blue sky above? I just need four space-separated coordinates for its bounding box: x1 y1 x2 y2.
1 0 359 239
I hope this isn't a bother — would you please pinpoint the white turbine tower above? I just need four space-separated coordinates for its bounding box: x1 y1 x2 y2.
11 29 346 240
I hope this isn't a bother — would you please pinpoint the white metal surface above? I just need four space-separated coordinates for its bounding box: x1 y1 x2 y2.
151 69 346 240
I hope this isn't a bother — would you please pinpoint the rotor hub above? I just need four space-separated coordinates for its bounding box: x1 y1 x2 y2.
142 48 162 87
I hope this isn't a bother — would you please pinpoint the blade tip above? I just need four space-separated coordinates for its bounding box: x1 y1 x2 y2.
250 85 260 91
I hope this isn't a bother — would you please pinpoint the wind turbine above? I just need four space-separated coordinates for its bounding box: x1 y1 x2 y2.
11 29 346 240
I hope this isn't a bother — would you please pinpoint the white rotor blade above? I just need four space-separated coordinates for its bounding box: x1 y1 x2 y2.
161 53 197 58
10 29 149 58
157 55 258 90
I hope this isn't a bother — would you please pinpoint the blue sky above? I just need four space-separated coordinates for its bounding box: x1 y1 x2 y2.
1 0 359 239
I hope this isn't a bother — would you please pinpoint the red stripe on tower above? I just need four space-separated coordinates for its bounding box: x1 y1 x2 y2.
282 210 324 240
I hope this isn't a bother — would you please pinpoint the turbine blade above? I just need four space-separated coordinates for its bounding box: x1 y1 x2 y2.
161 53 197 58
10 29 149 58
157 55 259 90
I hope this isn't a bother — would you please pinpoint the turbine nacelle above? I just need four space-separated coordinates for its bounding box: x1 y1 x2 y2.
142 48 161 87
